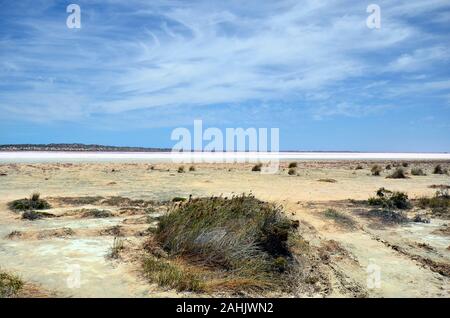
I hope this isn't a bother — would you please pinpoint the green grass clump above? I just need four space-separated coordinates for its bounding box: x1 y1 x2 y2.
411 168 426 176
8 193 51 212
154 194 297 289
142 257 204 292
0 271 23 298
288 162 297 169
323 209 356 229
368 188 411 210
371 165 382 176
386 167 407 179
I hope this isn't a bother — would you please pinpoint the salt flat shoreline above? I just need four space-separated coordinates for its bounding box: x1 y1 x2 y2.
1 151 450 163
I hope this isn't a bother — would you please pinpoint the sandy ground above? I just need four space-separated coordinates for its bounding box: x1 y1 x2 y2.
0 160 449 297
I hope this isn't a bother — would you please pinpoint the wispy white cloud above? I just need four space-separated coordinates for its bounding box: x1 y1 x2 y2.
0 0 449 125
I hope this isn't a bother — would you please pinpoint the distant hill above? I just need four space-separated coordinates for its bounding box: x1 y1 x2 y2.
0 144 171 152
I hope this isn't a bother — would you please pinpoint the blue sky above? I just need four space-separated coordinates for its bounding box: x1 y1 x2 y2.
1 0 450 151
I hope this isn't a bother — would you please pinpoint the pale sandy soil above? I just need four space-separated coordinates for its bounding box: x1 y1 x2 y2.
0 160 449 298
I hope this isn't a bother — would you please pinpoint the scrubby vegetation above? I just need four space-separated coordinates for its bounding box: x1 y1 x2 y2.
317 178 337 183
177 166 185 173
142 257 204 292
147 194 299 293
22 211 47 220
0 271 23 298
385 164 392 170
323 209 356 229
251 163 262 172
55 196 104 206
411 168 426 176
386 167 407 179
189 166 196 172
288 162 297 168
402 162 409 167
355 164 363 170
433 164 447 175
288 168 296 175
365 209 408 224
417 189 450 219
364 188 410 224
108 237 124 259
8 193 51 212
368 188 411 210
371 165 382 176
429 184 450 190
81 209 113 218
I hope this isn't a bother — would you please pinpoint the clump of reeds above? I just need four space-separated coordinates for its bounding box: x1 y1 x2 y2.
108 237 124 259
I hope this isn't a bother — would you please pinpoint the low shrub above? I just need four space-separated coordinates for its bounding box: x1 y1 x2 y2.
366 209 408 224
288 162 297 169
433 164 447 175
81 209 113 218
386 168 407 179
22 211 43 220
385 164 392 170
402 162 409 167
154 195 298 290
371 165 382 176
411 168 426 176
288 168 296 175
8 193 51 212
368 188 411 210
417 190 450 219
189 166 196 172
55 196 104 206
251 163 262 172
177 166 185 173
355 164 364 170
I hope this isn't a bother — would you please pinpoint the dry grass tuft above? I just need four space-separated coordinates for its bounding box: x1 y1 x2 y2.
0 270 23 298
